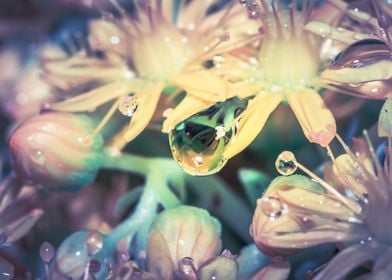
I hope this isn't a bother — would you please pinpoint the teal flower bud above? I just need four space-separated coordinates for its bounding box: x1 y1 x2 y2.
147 206 222 279
9 113 104 192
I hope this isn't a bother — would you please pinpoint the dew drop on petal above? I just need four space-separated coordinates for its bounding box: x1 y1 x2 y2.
118 95 138 117
169 97 248 176
0 258 14 280
31 149 46 166
85 230 103 256
179 257 195 274
330 39 391 69
40 242 55 263
260 197 285 219
275 151 297 175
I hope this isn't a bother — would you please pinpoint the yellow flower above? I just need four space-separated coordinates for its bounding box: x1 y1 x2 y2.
251 132 392 279
210 1 352 160
43 0 258 150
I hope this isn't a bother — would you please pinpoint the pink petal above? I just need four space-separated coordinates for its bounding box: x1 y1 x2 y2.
314 245 375 280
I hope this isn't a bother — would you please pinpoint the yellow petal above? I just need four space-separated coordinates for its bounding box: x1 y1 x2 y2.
286 89 336 147
123 82 165 142
88 20 129 56
224 92 282 159
161 96 213 133
171 70 228 102
50 79 147 112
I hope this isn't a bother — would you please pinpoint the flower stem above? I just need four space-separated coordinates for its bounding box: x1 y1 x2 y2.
102 151 252 243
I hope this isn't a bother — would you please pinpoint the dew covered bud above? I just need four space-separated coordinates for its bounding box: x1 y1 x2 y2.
9 112 104 192
147 206 222 279
56 231 108 279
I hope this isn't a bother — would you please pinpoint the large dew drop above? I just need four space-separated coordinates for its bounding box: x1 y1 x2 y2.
169 97 248 176
275 151 297 176
118 94 138 117
330 39 391 70
260 196 285 219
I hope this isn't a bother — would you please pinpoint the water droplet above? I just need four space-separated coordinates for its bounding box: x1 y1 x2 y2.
169 97 248 176
361 192 369 204
260 197 285 219
89 259 101 273
179 257 195 274
40 242 55 263
305 21 332 37
331 39 391 69
0 258 14 279
218 32 230 42
85 231 103 256
275 151 297 175
110 36 120 45
118 95 138 117
241 0 260 17
31 149 46 166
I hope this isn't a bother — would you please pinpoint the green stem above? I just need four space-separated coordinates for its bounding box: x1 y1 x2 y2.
102 151 252 243
107 184 158 245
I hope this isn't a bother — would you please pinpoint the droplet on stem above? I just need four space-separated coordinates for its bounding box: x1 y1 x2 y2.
40 242 55 263
179 257 196 275
275 151 297 175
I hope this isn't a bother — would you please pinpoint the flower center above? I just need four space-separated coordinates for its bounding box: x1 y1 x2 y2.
256 7 320 89
131 17 193 81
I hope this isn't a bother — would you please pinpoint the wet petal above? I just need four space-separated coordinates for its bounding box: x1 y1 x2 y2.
223 92 282 159
379 98 392 137
2 208 43 243
276 185 355 221
332 154 368 196
255 226 363 251
88 20 129 55
148 230 175 279
250 258 290 280
197 256 238 280
49 80 146 112
171 70 228 102
314 245 375 280
123 82 165 142
162 95 214 133
287 89 336 147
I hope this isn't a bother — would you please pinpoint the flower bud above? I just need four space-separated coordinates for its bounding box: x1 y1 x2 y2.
147 206 222 279
56 230 108 279
9 112 104 192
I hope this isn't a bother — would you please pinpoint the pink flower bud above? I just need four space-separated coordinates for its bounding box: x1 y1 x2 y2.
147 206 222 279
9 113 104 192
